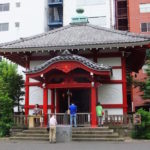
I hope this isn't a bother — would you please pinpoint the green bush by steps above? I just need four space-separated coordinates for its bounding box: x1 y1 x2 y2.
132 109 150 139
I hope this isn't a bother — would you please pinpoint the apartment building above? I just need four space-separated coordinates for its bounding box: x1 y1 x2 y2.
114 0 150 111
0 0 116 43
0 0 48 43
128 0 150 111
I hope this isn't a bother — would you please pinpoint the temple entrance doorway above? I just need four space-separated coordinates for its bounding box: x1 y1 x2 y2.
57 88 90 113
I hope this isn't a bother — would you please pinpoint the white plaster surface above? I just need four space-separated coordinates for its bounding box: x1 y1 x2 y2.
98 57 121 66
98 84 123 104
0 0 48 43
103 108 123 115
111 69 122 80
30 60 46 69
29 86 43 105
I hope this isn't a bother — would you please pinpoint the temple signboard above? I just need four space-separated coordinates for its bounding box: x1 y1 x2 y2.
133 114 141 125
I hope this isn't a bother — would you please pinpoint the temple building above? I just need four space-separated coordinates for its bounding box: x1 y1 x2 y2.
0 13 150 126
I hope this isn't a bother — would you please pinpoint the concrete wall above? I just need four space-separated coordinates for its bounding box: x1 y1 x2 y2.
63 0 115 28
0 0 48 43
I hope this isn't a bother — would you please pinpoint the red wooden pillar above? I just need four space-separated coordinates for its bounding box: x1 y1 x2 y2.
43 88 48 126
122 56 128 114
56 89 59 113
25 75 29 117
91 84 97 127
25 60 30 122
51 89 55 113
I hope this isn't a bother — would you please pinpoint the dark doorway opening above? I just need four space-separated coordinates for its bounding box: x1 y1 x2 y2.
58 88 90 113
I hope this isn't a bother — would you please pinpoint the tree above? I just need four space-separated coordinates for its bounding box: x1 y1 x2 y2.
143 53 150 99
0 60 25 136
0 77 13 136
0 60 25 112
133 50 150 101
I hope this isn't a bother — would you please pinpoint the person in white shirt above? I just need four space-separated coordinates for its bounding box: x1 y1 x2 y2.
49 114 57 143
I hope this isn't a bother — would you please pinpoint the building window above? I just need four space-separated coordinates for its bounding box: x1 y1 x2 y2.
0 3 9 11
15 22 20 28
0 23 9 31
16 2 20 7
141 23 150 32
77 0 106 6
140 3 150 13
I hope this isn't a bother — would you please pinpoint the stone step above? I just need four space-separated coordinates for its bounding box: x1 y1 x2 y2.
72 127 109 131
72 130 114 134
10 136 49 141
72 137 124 141
22 130 48 134
15 133 49 137
72 133 119 138
28 127 47 131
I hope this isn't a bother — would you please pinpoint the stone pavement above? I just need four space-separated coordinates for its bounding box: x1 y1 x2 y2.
0 139 150 150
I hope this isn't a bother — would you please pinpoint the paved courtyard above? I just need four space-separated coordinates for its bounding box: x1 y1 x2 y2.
0 140 150 150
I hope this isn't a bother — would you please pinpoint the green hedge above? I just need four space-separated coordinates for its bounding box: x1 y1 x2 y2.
0 122 12 137
132 109 150 139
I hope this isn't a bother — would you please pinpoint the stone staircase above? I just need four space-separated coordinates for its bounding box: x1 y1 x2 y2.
10 126 124 141
72 127 124 141
10 128 49 141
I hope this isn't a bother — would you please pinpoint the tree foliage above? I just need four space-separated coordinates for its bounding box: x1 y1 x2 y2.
0 60 24 112
133 50 150 100
143 51 150 99
0 60 24 136
0 77 13 136
132 109 150 139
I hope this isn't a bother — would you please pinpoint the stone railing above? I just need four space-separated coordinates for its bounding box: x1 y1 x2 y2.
13 113 133 128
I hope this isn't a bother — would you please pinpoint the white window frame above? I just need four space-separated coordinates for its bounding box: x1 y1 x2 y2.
140 3 150 13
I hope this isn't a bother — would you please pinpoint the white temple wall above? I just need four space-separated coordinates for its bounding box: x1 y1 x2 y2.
29 88 52 115
98 84 123 104
29 60 52 115
29 60 47 82
29 86 43 105
103 108 123 115
28 88 52 105
98 57 122 80
111 69 122 80
30 60 46 69
97 57 121 66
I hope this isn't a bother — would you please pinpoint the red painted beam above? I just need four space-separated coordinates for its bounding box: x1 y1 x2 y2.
25 82 42 86
102 104 123 108
26 105 52 109
47 83 92 89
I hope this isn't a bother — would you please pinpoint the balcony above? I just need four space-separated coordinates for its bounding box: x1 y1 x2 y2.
48 0 63 7
48 19 63 27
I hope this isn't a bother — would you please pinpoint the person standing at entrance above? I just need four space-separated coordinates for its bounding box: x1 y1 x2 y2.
96 102 103 127
69 102 77 127
49 114 57 143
